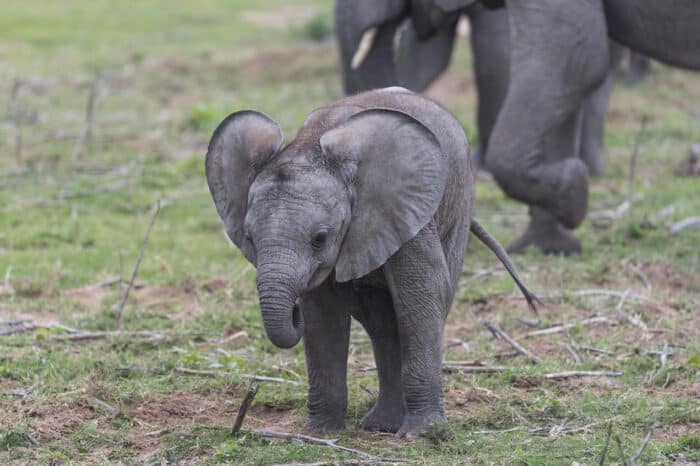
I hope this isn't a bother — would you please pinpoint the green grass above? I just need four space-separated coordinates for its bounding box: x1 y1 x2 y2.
1 0 699 464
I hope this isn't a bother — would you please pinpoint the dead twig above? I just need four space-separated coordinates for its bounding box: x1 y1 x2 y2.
627 115 649 207
614 434 630 466
575 345 614 355
598 421 613 466
544 371 622 380
481 320 541 363
564 344 582 364
232 382 259 436
116 200 161 329
73 72 103 158
472 426 522 435
173 367 301 386
272 461 402 466
669 216 700 234
50 330 165 341
524 316 611 338
254 429 406 463
443 365 506 374
630 428 653 466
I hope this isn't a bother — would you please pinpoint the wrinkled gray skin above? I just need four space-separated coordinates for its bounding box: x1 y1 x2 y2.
334 0 618 254
485 0 700 254
206 88 537 436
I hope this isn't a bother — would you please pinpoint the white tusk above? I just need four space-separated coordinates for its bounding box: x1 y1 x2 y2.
351 27 377 70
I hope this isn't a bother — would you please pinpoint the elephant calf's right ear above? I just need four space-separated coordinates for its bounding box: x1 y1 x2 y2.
205 110 284 261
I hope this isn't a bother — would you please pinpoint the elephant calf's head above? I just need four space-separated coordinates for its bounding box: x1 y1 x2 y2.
206 103 447 349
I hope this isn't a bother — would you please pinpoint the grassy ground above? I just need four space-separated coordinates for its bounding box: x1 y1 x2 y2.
1 1 699 464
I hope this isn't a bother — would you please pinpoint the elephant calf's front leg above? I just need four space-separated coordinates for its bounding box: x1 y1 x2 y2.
300 283 353 431
384 224 451 437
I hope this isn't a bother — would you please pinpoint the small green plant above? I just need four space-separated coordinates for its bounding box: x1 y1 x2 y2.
422 422 456 444
0 429 33 451
300 11 333 42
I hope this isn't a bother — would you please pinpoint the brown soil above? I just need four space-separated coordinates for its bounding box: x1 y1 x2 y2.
27 398 101 441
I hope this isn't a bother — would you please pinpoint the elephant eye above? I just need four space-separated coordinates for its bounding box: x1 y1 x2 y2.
311 231 328 251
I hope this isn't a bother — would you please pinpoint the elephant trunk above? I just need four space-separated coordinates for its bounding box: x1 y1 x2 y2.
256 264 304 349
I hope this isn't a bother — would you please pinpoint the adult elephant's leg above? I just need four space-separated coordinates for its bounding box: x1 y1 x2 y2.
579 71 614 177
508 107 585 254
383 222 451 437
467 4 510 168
579 41 623 176
486 0 610 232
299 281 357 431
352 288 405 433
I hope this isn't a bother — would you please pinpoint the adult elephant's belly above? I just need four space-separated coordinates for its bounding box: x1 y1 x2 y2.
604 0 700 70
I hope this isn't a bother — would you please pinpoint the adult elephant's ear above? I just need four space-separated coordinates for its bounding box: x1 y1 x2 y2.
205 110 284 263
320 109 447 282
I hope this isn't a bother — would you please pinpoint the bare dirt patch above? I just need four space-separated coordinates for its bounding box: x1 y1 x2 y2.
241 6 318 29
27 398 100 441
427 71 475 106
129 391 232 428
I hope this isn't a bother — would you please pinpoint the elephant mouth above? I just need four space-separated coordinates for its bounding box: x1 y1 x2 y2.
292 301 303 331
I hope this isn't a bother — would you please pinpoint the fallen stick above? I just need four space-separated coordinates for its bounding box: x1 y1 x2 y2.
544 371 622 380
627 115 649 208
630 428 653 466
116 200 161 329
564 344 582 364
598 421 613 466
272 461 402 466
254 429 405 463
173 367 301 385
614 434 630 466
481 320 541 364
50 330 165 341
537 289 650 302
575 345 614 355
472 426 522 435
669 216 700 234
443 365 506 374
524 316 611 338
73 72 103 158
232 382 259 436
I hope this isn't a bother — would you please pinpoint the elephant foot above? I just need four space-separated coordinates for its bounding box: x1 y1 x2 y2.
396 411 446 439
306 416 345 433
542 158 589 230
360 400 405 433
508 207 582 255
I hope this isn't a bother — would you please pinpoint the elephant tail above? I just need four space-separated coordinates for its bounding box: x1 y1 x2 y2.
469 219 541 313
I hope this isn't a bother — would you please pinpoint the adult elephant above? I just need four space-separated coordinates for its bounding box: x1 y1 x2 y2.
335 0 619 254
485 0 700 254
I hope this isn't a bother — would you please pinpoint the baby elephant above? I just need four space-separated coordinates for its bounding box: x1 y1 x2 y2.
206 88 537 437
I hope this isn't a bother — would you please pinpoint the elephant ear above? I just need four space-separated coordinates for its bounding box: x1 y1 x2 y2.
205 110 284 263
320 109 448 282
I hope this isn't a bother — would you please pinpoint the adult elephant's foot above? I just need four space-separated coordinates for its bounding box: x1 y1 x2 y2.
508 207 582 255
306 415 345 433
396 411 446 439
540 158 589 230
360 399 405 433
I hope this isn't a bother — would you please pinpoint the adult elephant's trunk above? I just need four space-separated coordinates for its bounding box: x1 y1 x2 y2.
256 264 304 349
334 0 457 95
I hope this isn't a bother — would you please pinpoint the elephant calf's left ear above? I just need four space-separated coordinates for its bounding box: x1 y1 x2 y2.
320 109 448 282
